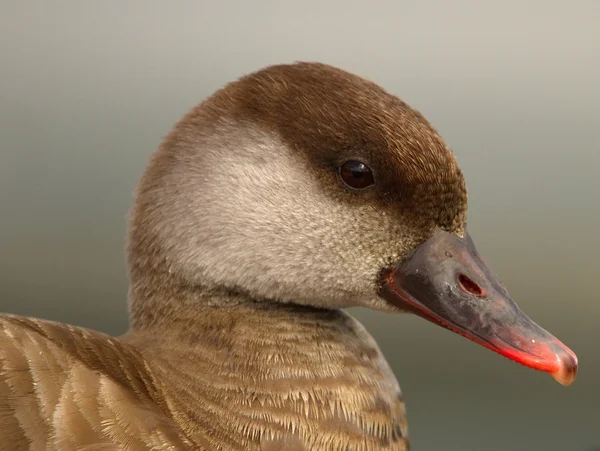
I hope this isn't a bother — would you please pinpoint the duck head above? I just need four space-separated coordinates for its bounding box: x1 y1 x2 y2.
128 62 577 385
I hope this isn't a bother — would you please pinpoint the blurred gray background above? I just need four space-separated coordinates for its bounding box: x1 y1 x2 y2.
1 1 598 450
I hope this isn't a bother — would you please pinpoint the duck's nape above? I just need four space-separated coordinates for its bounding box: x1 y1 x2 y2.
127 62 577 387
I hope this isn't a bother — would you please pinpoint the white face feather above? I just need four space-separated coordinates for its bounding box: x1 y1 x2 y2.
141 119 414 311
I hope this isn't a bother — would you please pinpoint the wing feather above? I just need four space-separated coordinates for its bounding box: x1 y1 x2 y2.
0 315 192 450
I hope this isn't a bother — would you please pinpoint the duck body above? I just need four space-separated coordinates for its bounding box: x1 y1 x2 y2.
0 62 577 450
1 304 406 450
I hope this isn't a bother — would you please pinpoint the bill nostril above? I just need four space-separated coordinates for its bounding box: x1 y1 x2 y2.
458 273 486 297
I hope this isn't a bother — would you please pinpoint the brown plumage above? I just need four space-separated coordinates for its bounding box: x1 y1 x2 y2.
0 62 577 450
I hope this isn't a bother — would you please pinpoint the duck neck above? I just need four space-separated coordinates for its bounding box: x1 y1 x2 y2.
127 270 251 332
127 263 362 340
126 272 382 393
125 273 408 450
126 254 354 333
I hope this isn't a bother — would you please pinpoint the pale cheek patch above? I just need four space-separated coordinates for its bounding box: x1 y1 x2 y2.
152 122 407 308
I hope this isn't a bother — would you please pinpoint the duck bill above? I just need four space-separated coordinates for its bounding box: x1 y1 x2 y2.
380 228 578 386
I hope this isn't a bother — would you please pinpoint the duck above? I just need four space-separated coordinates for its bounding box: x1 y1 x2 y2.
0 62 578 451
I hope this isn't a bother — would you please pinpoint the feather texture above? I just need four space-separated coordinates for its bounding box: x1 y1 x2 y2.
0 307 409 450
0 316 192 450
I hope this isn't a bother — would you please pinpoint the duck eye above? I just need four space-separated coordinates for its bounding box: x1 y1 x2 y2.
339 160 374 190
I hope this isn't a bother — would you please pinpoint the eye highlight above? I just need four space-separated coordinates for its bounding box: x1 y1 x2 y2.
339 160 375 190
